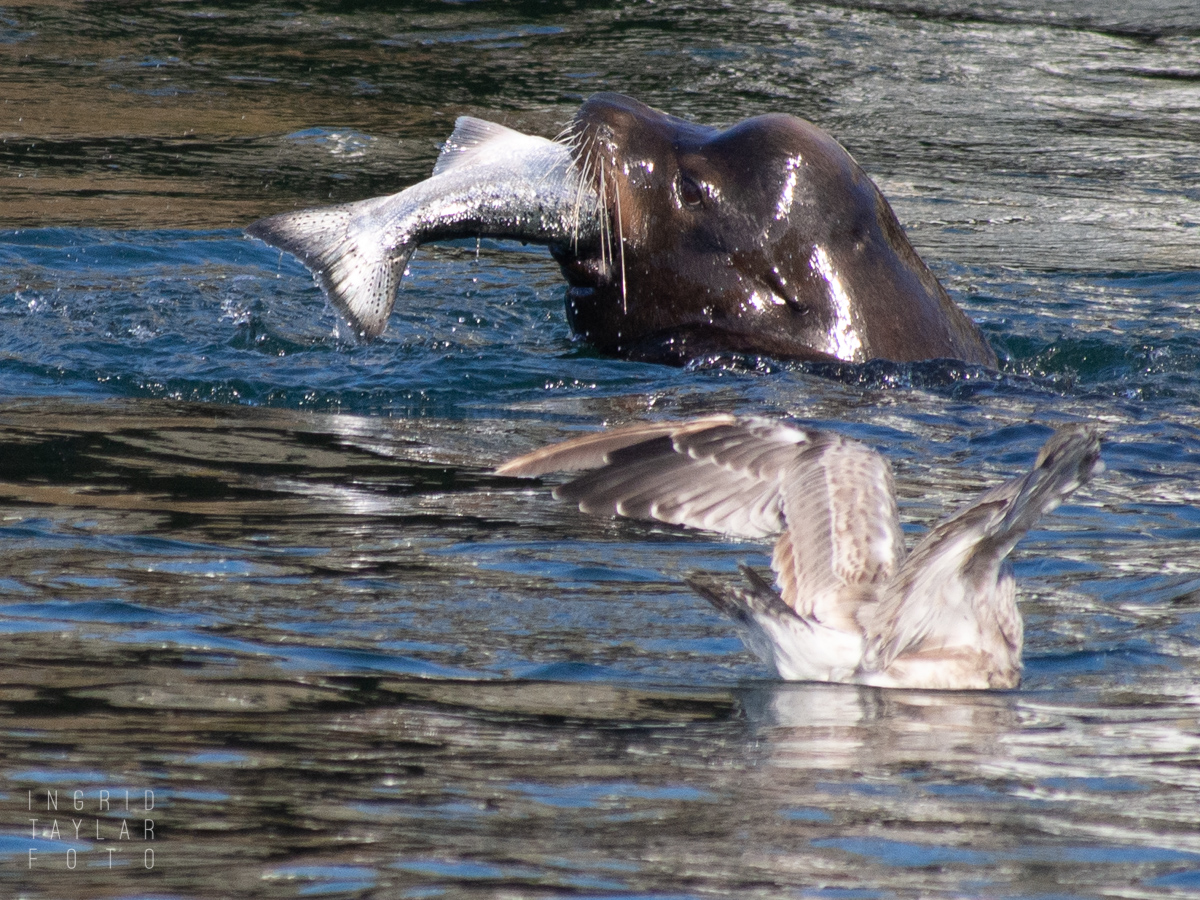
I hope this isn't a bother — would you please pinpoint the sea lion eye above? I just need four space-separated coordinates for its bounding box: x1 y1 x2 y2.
679 175 704 208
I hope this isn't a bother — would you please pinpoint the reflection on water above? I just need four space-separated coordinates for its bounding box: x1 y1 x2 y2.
5 627 1200 897
0 401 1198 897
1 0 1199 897
3 0 1197 270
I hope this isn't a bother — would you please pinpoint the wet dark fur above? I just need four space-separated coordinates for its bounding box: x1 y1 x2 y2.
551 93 997 368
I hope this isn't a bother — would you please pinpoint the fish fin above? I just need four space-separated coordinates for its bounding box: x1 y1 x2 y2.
433 116 557 176
246 197 414 340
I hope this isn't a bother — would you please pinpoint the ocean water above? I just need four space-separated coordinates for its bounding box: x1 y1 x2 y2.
1 1 1198 897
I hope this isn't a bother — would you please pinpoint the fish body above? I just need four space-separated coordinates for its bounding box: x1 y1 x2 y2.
247 117 602 338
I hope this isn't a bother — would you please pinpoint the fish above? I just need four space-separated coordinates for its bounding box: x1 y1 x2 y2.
497 417 1102 690
246 117 603 339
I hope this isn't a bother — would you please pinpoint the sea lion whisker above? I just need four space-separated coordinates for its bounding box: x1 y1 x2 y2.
600 160 614 276
594 152 612 276
597 149 617 280
553 122 576 146
572 133 613 277
613 178 627 315
573 142 599 254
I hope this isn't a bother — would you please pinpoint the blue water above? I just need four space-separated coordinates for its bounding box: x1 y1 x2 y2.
1 1 1199 898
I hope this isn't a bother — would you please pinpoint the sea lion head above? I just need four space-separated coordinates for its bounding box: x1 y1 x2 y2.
553 92 996 367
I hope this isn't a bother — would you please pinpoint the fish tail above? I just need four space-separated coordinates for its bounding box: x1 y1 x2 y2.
246 198 413 340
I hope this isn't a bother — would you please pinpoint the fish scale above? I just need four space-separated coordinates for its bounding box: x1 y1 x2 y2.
246 117 603 340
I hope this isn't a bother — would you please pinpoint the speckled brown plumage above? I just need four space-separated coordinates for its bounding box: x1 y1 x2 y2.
499 417 1102 690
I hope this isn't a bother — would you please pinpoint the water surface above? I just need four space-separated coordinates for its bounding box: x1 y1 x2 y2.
1 1 1199 897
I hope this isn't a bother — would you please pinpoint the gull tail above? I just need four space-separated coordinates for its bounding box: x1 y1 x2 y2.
686 566 866 683
685 565 807 629
246 197 414 340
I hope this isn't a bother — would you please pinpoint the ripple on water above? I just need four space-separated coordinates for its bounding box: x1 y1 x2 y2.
1 1 1199 897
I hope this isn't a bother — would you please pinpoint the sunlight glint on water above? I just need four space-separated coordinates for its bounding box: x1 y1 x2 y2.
0 1 1198 897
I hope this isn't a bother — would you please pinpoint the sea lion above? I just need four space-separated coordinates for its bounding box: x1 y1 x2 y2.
555 93 997 366
247 94 997 368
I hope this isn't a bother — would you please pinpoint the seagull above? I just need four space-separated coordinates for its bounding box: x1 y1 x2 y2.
496 416 1102 690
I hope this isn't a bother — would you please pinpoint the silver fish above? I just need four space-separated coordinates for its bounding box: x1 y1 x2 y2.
246 117 602 339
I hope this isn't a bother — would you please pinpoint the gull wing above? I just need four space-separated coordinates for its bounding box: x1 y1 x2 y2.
499 417 904 614
496 414 738 477
865 425 1103 688
499 416 816 540
499 417 912 682
774 433 904 628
